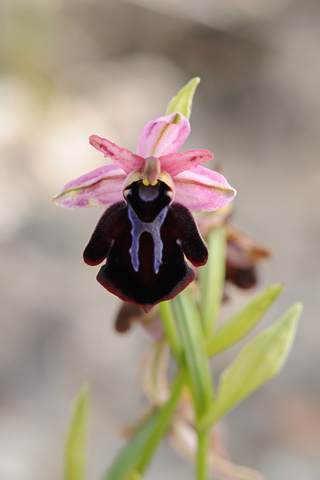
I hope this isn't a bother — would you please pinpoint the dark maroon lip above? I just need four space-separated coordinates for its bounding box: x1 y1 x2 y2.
83 190 208 311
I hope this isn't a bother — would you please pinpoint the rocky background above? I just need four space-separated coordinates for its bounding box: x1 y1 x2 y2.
0 0 320 479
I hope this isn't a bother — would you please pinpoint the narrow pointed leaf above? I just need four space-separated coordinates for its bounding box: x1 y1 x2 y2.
166 77 200 119
103 372 185 480
103 414 158 480
128 472 142 480
158 301 183 365
135 371 186 474
174 289 214 419
200 303 302 431
200 226 226 336
206 284 283 356
64 385 90 480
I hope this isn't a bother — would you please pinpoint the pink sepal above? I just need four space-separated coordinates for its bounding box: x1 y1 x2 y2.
137 113 190 158
173 166 236 212
53 164 126 209
89 135 143 174
160 149 213 177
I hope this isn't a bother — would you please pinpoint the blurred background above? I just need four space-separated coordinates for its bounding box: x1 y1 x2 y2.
1 0 320 479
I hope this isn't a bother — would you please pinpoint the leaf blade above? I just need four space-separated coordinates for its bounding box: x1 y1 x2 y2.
64 385 90 480
199 226 226 336
103 414 158 480
103 372 185 480
206 284 283 356
174 290 214 418
158 301 183 364
200 303 302 430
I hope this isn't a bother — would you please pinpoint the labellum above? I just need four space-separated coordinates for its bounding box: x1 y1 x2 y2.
83 158 208 311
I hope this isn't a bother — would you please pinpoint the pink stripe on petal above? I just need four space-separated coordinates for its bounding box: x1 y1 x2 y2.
160 149 213 177
89 135 143 173
137 113 191 158
173 166 236 212
53 164 126 209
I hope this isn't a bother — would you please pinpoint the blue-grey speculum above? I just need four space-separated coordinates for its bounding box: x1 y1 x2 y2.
126 180 171 275
128 204 169 274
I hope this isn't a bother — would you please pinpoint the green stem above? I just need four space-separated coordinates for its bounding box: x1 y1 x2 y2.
173 286 216 480
128 471 142 480
158 301 183 365
196 428 210 480
173 290 214 417
135 369 186 474
199 226 226 336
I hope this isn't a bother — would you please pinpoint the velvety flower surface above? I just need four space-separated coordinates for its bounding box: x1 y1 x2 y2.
53 112 236 310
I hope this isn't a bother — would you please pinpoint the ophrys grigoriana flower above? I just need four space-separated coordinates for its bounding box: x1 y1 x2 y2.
53 112 236 311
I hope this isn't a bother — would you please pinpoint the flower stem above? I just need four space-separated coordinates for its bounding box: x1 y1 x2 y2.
196 428 209 480
173 290 214 417
199 226 226 336
159 300 183 365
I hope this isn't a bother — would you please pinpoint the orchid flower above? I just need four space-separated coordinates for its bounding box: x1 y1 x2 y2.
53 111 236 311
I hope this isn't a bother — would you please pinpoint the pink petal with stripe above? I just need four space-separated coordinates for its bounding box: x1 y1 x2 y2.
160 149 213 177
173 166 236 212
89 135 143 174
53 164 126 209
137 113 190 158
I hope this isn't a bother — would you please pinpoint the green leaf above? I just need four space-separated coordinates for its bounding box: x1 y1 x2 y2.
206 284 283 356
199 226 226 336
165 77 200 119
158 301 184 365
199 303 302 431
174 289 214 419
64 385 90 480
128 471 142 480
103 414 158 480
103 372 185 480
134 371 186 474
